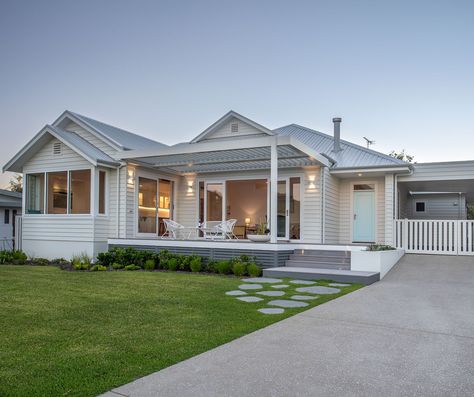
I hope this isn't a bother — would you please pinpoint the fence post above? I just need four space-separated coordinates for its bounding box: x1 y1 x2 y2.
403 219 408 251
455 220 460 255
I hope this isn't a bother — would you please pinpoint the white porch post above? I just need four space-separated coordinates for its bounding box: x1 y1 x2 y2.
270 137 278 243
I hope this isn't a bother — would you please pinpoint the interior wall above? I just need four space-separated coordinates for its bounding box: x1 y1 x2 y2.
226 179 267 225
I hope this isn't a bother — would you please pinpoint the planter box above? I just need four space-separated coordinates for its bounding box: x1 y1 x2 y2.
351 249 405 279
247 234 271 242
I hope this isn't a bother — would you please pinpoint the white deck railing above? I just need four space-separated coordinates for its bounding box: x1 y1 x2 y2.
394 219 474 255
15 215 22 251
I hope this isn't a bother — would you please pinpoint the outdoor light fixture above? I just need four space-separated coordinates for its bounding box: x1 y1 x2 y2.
308 174 316 189
358 173 363 177
127 168 135 185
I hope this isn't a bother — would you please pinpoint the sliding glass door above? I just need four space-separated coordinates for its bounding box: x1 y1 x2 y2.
205 183 224 222
276 177 301 240
138 176 174 235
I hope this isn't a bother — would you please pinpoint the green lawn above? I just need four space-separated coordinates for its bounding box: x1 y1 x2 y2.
0 265 362 397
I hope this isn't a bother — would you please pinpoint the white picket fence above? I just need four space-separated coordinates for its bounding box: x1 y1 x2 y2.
394 219 474 255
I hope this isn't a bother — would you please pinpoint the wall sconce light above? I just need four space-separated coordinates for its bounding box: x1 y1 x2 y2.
245 217 251 225
308 174 316 189
187 179 194 193
127 168 135 185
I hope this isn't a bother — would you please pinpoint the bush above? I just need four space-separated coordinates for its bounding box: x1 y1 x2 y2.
90 264 107 271
112 262 124 270
124 264 141 271
190 256 202 272
205 260 217 273
144 259 155 271
0 250 27 265
232 261 247 277
366 244 395 251
216 260 231 275
247 263 261 277
32 258 50 266
167 258 179 271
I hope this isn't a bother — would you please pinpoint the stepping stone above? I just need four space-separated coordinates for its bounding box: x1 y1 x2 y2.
271 284 290 289
237 296 264 303
226 290 247 296
256 290 285 297
239 284 263 290
296 286 341 295
329 283 351 287
242 277 282 283
267 299 309 308
258 308 285 315
291 295 319 301
289 280 316 285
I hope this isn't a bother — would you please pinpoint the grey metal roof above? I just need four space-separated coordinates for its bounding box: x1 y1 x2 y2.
0 189 22 208
48 125 120 166
69 111 168 151
274 124 406 169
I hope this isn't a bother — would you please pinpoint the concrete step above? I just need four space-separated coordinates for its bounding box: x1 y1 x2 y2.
263 267 380 285
289 254 351 263
293 249 351 257
285 260 350 270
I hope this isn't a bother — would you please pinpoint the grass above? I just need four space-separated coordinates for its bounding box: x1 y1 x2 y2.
0 265 362 397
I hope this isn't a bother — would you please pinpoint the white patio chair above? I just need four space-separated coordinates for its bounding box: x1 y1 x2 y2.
199 221 222 240
215 219 238 240
161 219 184 239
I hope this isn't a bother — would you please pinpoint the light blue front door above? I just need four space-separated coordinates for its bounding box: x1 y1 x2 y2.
353 191 375 242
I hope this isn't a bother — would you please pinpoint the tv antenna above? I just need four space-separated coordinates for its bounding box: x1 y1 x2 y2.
363 137 375 149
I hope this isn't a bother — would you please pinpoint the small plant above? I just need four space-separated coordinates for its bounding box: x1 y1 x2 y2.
167 257 179 271
190 256 202 272
366 244 395 251
0 250 28 265
216 260 231 275
124 264 141 271
247 263 262 277
232 261 247 277
112 262 124 270
90 264 107 271
144 259 155 271
206 260 218 273
256 219 269 235
32 258 50 266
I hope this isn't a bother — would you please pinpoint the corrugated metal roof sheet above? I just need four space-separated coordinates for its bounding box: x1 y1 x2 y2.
49 125 119 166
273 124 406 169
69 112 167 151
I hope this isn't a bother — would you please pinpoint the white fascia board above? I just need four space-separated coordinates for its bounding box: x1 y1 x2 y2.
190 110 274 143
53 111 124 151
330 166 411 174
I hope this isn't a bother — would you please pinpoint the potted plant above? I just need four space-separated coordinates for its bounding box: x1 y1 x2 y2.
247 220 271 242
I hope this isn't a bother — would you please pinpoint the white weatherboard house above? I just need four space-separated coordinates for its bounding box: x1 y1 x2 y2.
4 110 474 283
0 189 22 250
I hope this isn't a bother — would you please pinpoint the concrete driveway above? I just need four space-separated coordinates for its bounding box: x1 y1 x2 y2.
104 254 474 397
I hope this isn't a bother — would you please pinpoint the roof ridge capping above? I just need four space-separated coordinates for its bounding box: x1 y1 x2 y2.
275 123 407 166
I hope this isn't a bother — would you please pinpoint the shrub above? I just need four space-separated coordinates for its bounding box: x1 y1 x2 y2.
190 256 202 272
111 262 123 269
157 250 172 269
247 263 261 277
205 260 218 273
216 260 231 275
32 258 50 266
167 258 179 271
232 261 247 277
366 244 395 251
90 264 107 271
97 251 114 267
124 264 141 271
0 250 27 265
144 259 156 271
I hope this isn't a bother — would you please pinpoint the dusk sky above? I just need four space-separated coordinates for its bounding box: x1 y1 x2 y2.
1 0 473 188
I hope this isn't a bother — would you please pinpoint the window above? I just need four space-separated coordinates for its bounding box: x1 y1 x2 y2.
69 170 91 214
354 184 374 191
99 171 106 214
416 202 425 212
4 209 10 224
138 177 157 233
47 171 68 214
26 173 45 214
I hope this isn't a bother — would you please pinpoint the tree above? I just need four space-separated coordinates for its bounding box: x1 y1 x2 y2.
8 174 22 193
389 149 415 163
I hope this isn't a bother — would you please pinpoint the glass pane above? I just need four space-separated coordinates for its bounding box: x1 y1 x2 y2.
99 171 106 214
226 179 267 238
70 170 91 214
158 179 172 236
138 177 157 233
206 183 223 222
26 173 45 214
289 177 301 239
199 181 204 224
277 180 286 238
354 184 374 191
47 171 67 214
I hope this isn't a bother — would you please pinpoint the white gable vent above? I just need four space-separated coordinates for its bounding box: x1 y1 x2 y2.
52 142 62 155
231 122 238 133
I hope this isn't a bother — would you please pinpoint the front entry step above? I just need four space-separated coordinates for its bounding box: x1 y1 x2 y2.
263 267 380 286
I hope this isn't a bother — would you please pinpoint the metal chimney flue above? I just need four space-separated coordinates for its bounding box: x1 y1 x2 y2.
332 117 342 152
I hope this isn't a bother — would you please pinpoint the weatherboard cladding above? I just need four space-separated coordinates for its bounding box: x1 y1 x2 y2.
274 124 405 169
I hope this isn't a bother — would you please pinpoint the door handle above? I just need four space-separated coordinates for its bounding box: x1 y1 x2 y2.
354 214 357 220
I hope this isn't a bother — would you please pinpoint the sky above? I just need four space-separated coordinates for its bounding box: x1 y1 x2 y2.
1 0 473 188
